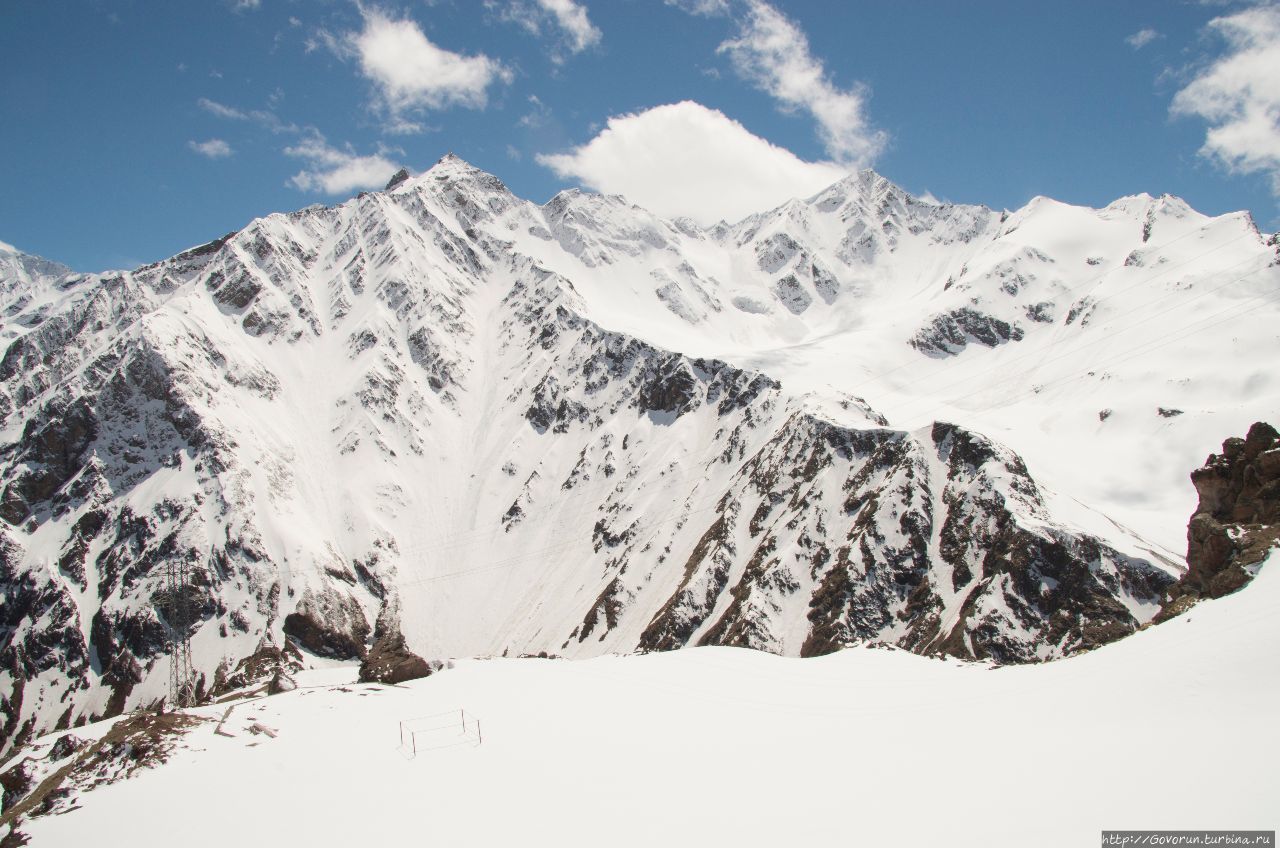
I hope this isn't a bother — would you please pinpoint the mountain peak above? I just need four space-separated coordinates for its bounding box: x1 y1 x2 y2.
1102 193 1156 215
419 153 513 199
806 168 910 210
0 240 74 276
428 152 482 175
544 187 630 211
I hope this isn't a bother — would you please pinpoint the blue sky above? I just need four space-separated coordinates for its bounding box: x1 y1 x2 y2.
1 0 1278 272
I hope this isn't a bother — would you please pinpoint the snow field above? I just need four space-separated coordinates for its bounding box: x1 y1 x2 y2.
23 554 1278 848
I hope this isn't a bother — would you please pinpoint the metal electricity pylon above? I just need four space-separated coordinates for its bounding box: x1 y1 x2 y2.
162 558 198 708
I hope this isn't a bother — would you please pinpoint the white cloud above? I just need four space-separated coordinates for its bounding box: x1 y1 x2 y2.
664 0 729 15
198 97 298 134
198 97 248 120
536 0 601 53
1126 28 1161 49
1171 4 1280 196
487 0 601 63
189 138 234 159
537 101 848 224
233 0 261 11
284 132 401 195
518 94 551 128
337 8 511 124
717 0 885 166
304 27 341 55
382 117 428 135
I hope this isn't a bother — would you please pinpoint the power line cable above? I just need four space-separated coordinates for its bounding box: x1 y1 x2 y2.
803 228 1259 406
874 258 1276 426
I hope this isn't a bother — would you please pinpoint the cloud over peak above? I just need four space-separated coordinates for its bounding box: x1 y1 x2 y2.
537 100 848 224
285 132 401 195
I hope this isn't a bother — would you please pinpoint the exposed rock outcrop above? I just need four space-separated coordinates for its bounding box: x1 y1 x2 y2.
358 632 433 685
359 600 433 685
208 642 303 699
910 307 1024 356
282 591 370 661
384 169 411 191
1159 422 1280 620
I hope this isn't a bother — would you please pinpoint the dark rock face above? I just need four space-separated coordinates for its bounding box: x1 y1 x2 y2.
636 416 1172 664
282 591 370 661
918 423 1171 663
1161 422 1280 617
208 643 302 698
359 631 432 685
0 531 89 756
46 734 84 762
384 169 411 191
636 362 698 416
0 398 98 525
910 307 1024 356
0 755 33 812
358 600 432 684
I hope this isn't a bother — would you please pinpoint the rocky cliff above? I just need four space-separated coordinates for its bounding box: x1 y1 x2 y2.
1160 422 1280 620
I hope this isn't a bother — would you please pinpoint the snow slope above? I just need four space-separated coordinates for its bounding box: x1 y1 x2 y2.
15 552 1277 848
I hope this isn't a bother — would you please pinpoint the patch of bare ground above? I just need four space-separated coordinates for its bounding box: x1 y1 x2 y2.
0 710 208 843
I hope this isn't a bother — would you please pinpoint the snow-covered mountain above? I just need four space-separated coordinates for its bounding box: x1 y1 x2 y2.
0 240 72 289
0 156 1276 757
0 239 76 349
